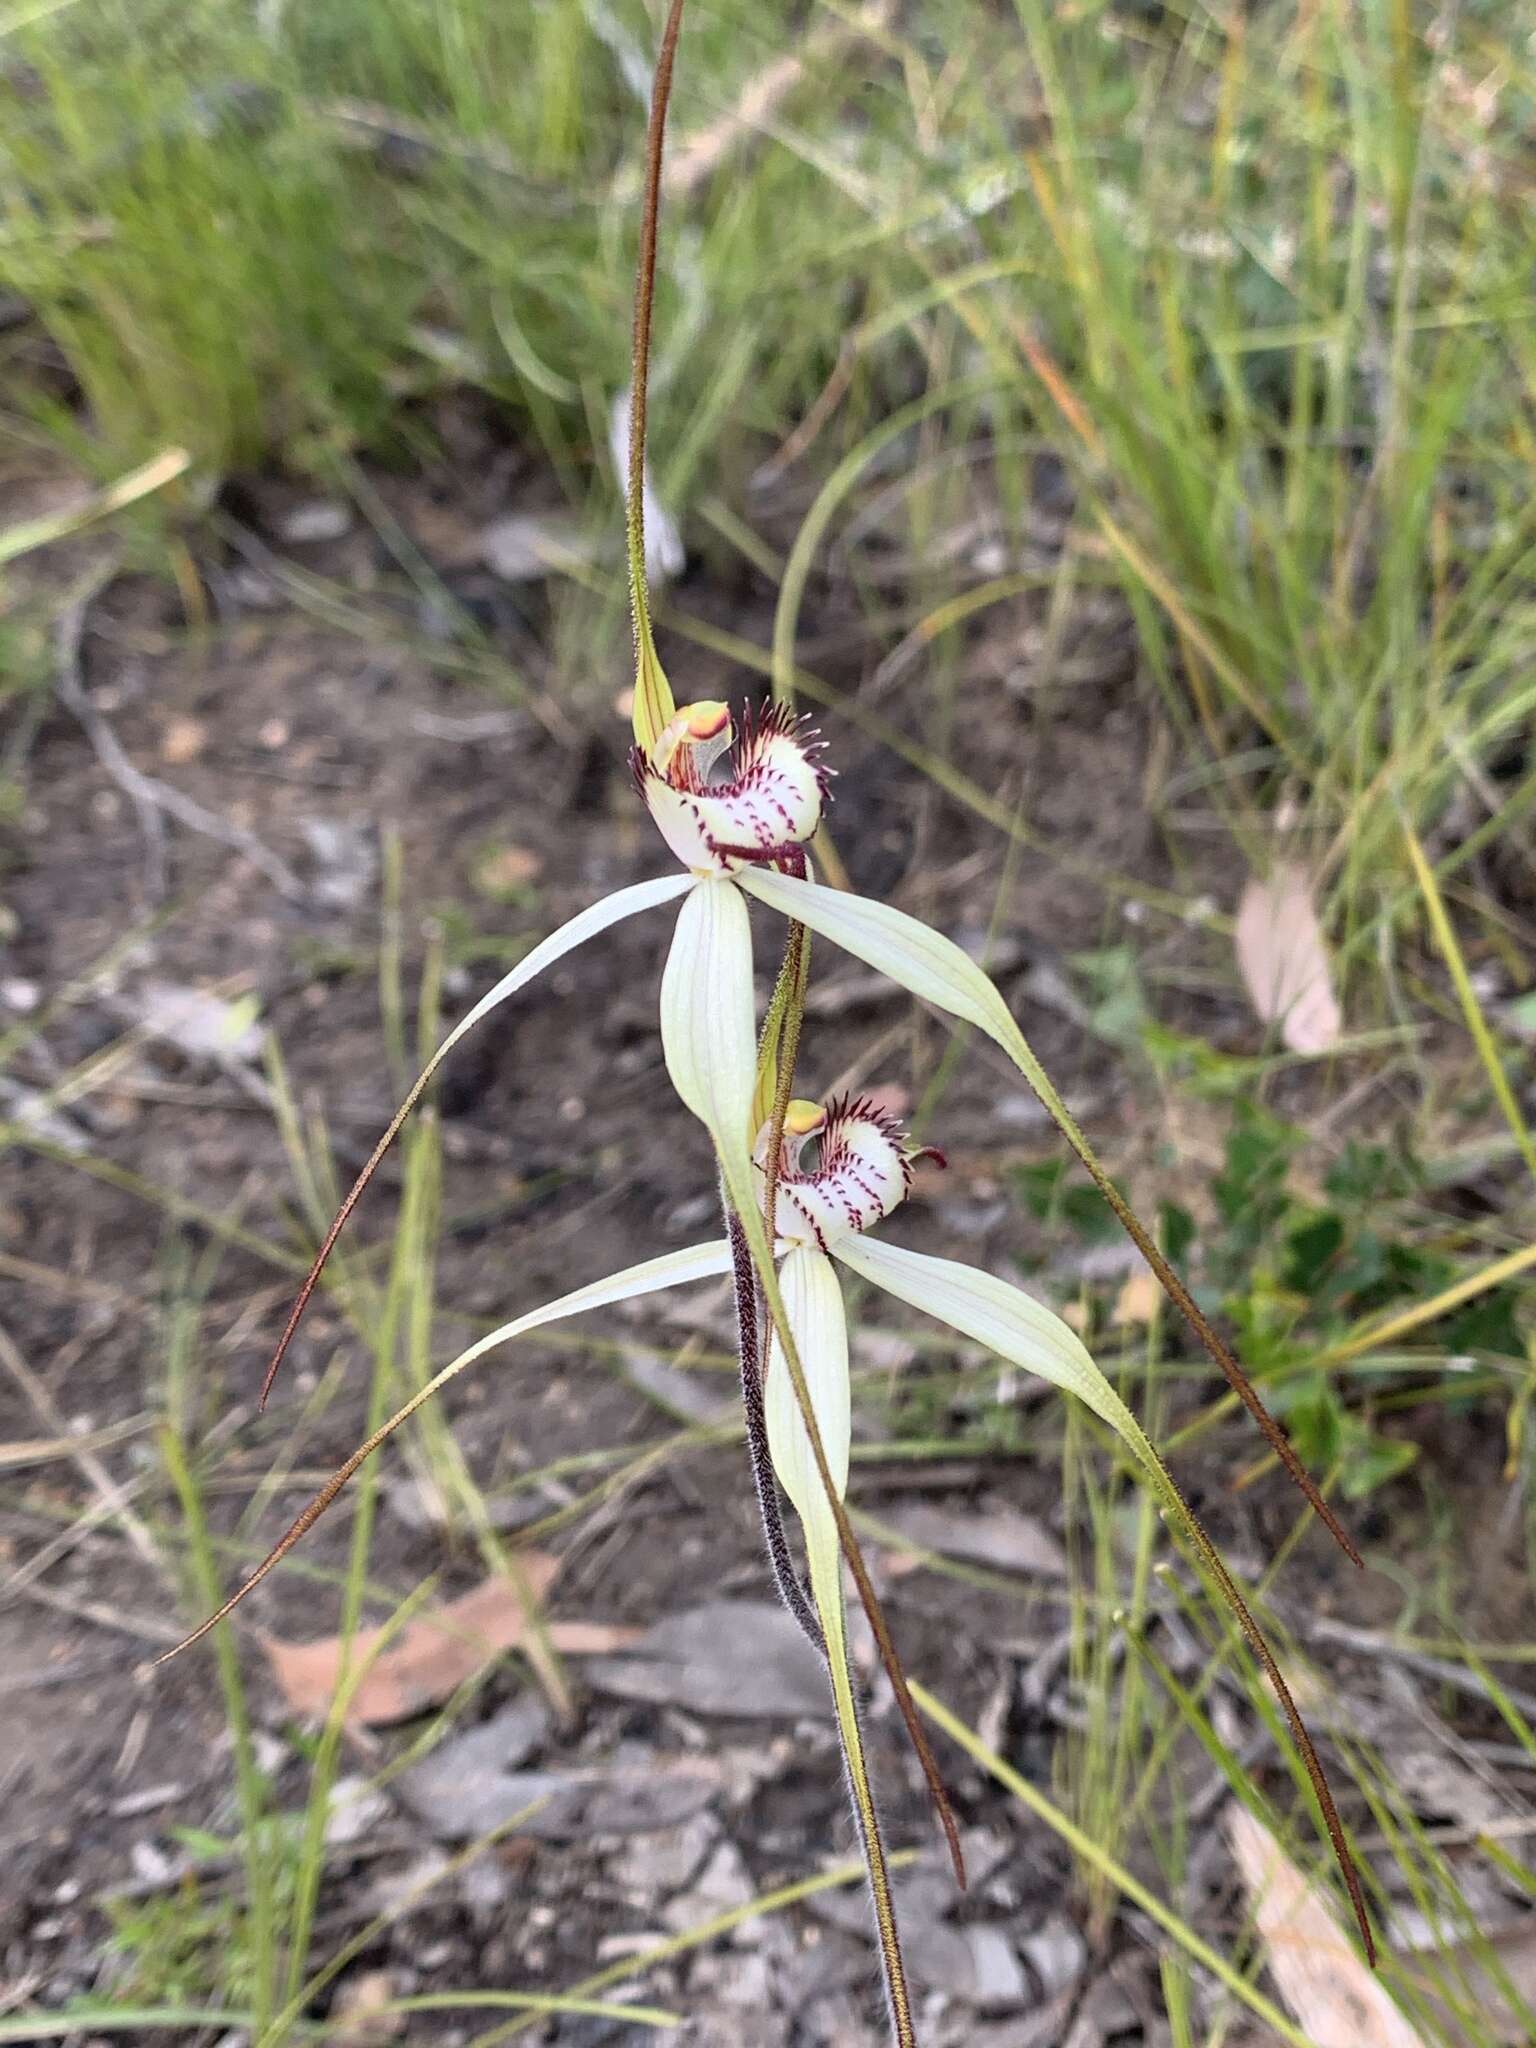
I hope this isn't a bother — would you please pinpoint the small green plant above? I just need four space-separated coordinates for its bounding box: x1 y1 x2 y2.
103 1825 296 2013
1212 1110 1520 1501
1016 1096 1526 1506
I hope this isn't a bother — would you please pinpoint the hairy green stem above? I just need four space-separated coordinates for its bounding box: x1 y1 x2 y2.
725 938 967 1894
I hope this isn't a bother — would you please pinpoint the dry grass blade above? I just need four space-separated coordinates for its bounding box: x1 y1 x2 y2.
0 447 190 567
0 1318 161 1575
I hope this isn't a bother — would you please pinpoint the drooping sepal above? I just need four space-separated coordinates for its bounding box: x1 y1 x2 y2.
763 1245 916 2042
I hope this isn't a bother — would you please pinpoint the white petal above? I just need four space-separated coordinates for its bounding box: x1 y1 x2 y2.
644 773 730 873
738 864 1360 1571
764 1245 851 1524
762 1244 909 2034
256 868 698 1404
736 865 1076 1128
441 870 692 1062
435 1237 734 1376
163 1239 733 1657
659 876 757 1180
833 1233 1164 1483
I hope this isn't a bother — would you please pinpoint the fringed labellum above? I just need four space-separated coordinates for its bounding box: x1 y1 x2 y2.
633 698 829 873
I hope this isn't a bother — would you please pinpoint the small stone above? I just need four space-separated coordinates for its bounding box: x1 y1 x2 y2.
962 1925 1029 2010
1020 1912 1086 2000
329 1968 402 2045
458 1851 512 1920
129 1840 174 1886
613 1811 717 1902
278 499 353 545
663 1838 754 1932
160 716 209 765
251 1731 289 1776
301 817 377 911
325 1775 388 1847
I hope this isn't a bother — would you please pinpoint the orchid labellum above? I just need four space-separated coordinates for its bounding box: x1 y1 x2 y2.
163 2 1374 2036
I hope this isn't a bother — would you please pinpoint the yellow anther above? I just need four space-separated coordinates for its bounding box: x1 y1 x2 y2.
681 699 730 739
651 700 733 778
784 1099 826 1136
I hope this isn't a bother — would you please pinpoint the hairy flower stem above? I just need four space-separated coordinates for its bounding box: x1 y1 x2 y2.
730 1192 919 2043
760 917 810 1247
726 1200 824 1651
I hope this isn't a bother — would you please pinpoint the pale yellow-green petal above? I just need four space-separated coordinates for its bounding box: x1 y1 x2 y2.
163 1238 734 1659
735 865 1078 1132
731 861 1361 1551
833 1233 1167 1485
832 1235 1375 1960
659 875 758 1201
765 1245 851 1521
438 871 693 1077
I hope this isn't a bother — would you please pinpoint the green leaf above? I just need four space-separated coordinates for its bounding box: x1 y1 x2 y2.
1339 1426 1418 1501
1070 943 1150 1050
443 871 691 1061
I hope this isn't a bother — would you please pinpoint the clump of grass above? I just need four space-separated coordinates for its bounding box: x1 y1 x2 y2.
919 0 1536 971
2 0 912 496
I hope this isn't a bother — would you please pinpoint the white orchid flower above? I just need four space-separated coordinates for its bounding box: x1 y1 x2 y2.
193 662 1364 1961
165 0 1370 2002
